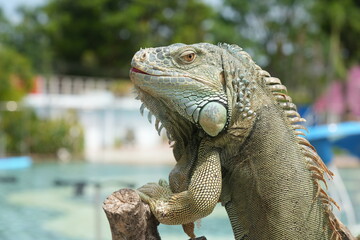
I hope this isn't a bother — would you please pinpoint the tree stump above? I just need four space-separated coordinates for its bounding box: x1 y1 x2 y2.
103 188 161 240
103 188 207 240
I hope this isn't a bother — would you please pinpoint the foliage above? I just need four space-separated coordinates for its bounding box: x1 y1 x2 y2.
0 109 84 157
0 47 34 101
10 6 52 74
42 0 214 77
211 0 321 101
0 0 359 103
0 9 83 159
210 0 360 102
0 9 12 44
110 80 133 97
0 7 50 75
312 0 360 79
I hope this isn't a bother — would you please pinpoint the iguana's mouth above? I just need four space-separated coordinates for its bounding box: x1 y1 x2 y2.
131 67 219 89
131 67 171 77
131 67 150 75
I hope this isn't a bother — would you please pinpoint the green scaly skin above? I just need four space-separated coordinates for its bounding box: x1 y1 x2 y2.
130 43 355 240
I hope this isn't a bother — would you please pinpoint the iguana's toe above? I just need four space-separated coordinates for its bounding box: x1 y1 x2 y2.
137 180 172 201
135 189 152 204
158 178 169 187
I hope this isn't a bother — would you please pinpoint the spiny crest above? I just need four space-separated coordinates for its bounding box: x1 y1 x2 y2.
260 70 345 240
218 43 253 65
219 43 258 119
140 102 165 135
259 70 333 176
232 70 257 119
136 91 175 146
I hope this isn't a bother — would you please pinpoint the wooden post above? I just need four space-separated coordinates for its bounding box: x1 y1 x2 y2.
103 188 161 240
103 188 207 240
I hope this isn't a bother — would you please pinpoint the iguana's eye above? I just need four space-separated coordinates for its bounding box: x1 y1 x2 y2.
179 50 196 63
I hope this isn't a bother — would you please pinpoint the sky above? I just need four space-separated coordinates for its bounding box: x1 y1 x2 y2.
0 0 47 22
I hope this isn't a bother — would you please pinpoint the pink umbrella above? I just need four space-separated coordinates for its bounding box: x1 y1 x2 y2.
314 81 345 115
346 66 360 117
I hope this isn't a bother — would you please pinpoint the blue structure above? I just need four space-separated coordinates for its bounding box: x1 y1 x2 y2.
306 122 360 164
0 156 32 170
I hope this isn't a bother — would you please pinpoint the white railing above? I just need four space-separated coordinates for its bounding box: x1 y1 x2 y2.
39 75 117 95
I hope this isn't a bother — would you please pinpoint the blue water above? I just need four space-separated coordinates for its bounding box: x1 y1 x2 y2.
0 162 232 240
0 162 359 240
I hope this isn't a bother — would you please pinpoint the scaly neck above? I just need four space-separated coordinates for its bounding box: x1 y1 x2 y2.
227 101 332 239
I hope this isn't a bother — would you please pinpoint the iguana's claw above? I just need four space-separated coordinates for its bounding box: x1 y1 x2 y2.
135 189 153 204
137 179 174 223
137 179 172 203
158 178 169 187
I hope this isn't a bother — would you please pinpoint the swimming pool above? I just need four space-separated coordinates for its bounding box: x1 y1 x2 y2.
0 162 359 239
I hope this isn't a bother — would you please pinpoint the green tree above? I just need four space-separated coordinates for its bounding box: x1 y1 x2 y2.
312 0 360 80
211 0 323 102
43 0 214 77
0 9 13 45
212 0 360 103
11 6 52 74
0 109 84 157
311 0 360 120
0 6 51 75
0 47 34 101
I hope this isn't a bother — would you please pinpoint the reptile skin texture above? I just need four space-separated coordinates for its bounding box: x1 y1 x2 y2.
130 43 355 240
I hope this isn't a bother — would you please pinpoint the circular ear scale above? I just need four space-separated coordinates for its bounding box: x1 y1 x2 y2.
199 102 227 137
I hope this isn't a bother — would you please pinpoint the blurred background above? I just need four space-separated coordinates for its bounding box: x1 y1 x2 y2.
0 0 359 239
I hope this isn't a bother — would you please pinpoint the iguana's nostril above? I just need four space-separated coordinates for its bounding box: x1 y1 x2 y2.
140 52 147 62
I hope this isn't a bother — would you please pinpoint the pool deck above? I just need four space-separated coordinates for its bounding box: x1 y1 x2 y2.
87 145 174 165
87 146 360 168
334 155 360 168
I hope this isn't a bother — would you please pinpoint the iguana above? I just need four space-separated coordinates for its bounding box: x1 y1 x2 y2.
129 43 355 240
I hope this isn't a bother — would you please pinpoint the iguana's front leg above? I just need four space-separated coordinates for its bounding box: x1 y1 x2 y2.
169 144 198 238
137 140 222 228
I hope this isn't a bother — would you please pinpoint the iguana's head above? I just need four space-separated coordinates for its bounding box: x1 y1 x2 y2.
130 43 257 140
